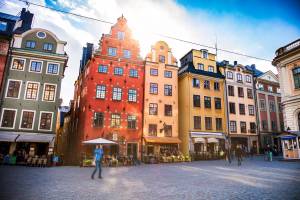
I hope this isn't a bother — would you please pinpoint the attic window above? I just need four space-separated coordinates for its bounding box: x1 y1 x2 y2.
37 31 46 39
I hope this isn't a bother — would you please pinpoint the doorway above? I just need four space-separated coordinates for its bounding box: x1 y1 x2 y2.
127 143 138 159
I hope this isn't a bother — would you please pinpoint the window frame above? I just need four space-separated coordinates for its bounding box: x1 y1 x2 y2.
98 65 108 73
46 62 60 75
11 57 26 71
19 109 36 130
129 69 138 78
24 81 40 101
127 115 137 129
0 108 17 129
204 96 211 108
293 67 300 89
193 95 201 107
236 73 243 82
150 83 158 94
214 97 222 109
96 85 106 99
245 75 252 83
239 103 246 115
192 78 200 88
208 66 214 72
114 67 124 76
149 103 158 115
248 105 255 116
111 113 121 128
194 116 201 129
93 112 104 128
112 87 122 101
164 104 172 116
204 80 210 89
205 117 212 130
123 49 131 59
38 111 54 131
5 79 22 99
148 124 157 136
43 43 53 51
42 83 57 102
108 47 117 56
230 121 237 133
164 84 172 96
227 71 233 79
164 70 172 78
29 60 43 73
128 89 137 102
25 40 36 49
216 118 222 131
150 68 158 76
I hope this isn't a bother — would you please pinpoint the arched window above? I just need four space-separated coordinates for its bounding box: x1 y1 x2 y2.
293 67 300 89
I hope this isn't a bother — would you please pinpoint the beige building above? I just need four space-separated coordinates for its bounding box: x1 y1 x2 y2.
220 61 258 152
143 41 180 156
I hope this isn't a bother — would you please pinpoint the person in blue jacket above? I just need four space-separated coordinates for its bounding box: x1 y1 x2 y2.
91 145 103 179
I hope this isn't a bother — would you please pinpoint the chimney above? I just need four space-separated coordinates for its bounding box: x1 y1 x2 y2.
233 61 238 65
15 8 34 33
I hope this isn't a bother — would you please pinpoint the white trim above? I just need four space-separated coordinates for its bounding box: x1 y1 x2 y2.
10 57 26 71
24 81 40 101
46 62 60 75
19 109 36 130
38 111 54 132
5 79 22 99
42 83 57 102
36 31 47 39
10 53 66 63
29 60 43 73
0 108 17 129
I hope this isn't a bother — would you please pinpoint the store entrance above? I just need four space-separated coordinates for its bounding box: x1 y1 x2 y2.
127 143 138 159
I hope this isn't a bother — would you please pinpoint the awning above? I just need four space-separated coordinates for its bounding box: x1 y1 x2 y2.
0 131 19 142
190 131 225 139
207 138 219 143
144 137 181 144
16 133 55 143
194 138 205 143
279 135 297 140
83 138 116 145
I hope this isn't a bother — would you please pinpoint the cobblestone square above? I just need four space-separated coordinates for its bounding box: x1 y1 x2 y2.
0 157 299 200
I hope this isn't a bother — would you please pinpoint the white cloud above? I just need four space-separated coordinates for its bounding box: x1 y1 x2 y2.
1 0 299 105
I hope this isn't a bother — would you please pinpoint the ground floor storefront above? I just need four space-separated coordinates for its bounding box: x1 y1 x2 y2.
260 132 282 154
279 131 300 160
230 134 259 154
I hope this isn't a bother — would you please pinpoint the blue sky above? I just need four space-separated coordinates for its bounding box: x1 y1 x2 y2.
1 0 300 105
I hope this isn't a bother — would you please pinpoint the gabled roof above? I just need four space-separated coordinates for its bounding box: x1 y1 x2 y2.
257 70 279 83
179 62 225 79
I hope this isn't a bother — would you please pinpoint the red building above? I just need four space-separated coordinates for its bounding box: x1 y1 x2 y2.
72 16 144 163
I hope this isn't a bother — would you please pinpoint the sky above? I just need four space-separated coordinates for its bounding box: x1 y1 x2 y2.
1 0 299 106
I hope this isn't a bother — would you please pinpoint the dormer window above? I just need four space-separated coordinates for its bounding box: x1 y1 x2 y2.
236 73 243 82
43 43 53 51
202 50 208 59
159 55 165 63
25 41 36 49
117 31 125 40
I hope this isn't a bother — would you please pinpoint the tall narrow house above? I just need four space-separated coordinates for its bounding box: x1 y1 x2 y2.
72 16 144 163
178 49 227 157
143 41 180 157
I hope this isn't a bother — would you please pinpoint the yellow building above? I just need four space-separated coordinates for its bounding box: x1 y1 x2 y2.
178 49 227 157
143 41 181 157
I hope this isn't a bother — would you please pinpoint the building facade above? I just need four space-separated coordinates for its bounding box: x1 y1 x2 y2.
143 41 180 157
273 39 300 133
0 27 68 156
72 16 144 163
178 49 227 157
219 61 258 152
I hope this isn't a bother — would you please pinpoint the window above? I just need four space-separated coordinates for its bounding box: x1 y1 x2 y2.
204 96 211 108
108 47 117 56
260 99 266 111
164 71 172 78
127 115 136 129
271 121 277 131
248 105 255 116
150 68 158 76
268 86 273 92
202 50 208 59
240 122 247 133
230 121 237 133
216 118 222 131
20 110 35 129
197 63 204 70
39 112 53 130
228 85 234 96
128 89 137 102
43 84 56 101
150 83 158 94
43 43 53 51
262 120 268 130
269 101 276 112
117 31 125 40
239 104 245 115
11 58 25 70
149 124 157 136
123 50 131 58
227 71 233 79
276 88 281 93
278 103 282 112
164 105 172 116
214 82 220 91
204 80 210 89
238 87 244 97
205 117 212 130
114 67 123 76
96 85 106 99
293 67 300 89
46 63 59 74
250 122 256 133
208 66 214 72
129 69 138 77
193 78 200 88
6 80 21 98
93 112 104 127
164 125 172 137
111 113 121 128
237 73 243 82
247 89 253 99
149 103 158 115
98 65 108 73
214 98 221 109
112 87 122 100
164 84 172 96
0 109 16 128
194 116 201 129
25 82 39 100
159 55 165 63
37 31 46 38
0 21 7 31
30 61 42 72
258 84 264 91
193 95 201 107
25 40 36 48
246 75 252 83
229 102 236 114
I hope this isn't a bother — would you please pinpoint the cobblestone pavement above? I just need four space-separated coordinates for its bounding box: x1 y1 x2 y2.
0 156 299 200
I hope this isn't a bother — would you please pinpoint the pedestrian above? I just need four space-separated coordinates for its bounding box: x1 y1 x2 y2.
236 145 243 166
91 145 103 179
269 146 273 162
250 147 254 160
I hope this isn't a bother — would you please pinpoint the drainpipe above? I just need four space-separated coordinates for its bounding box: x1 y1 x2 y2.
224 67 230 147
253 73 261 154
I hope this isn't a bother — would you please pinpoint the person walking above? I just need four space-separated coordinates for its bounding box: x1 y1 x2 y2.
91 145 103 179
236 145 243 166
269 146 273 162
